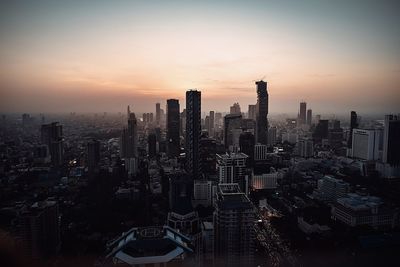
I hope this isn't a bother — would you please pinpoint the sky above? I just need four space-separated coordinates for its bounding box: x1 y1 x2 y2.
1 0 399 115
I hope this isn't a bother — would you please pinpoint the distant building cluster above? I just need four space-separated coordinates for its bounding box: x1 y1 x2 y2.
1 79 400 266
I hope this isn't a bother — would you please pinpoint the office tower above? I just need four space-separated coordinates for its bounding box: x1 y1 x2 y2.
106 226 193 266
217 153 249 194
348 111 359 148
306 109 312 125
248 104 256 120
268 126 277 146
215 112 222 127
120 107 138 176
298 138 314 158
41 122 63 166
149 112 154 123
200 137 217 178
122 107 138 158
224 114 242 148
351 129 379 160
156 103 161 126
299 102 307 125
148 133 157 158
230 102 241 115
167 99 180 158
328 125 343 150
204 115 210 131
239 131 255 165
186 90 201 180
209 111 215 133
87 139 100 172
316 114 321 122
180 109 186 136
18 200 61 259
313 119 329 142
214 184 255 266
255 80 268 145
382 114 400 165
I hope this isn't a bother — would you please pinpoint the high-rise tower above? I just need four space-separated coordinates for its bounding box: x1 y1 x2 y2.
306 109 312 126
167 99 180 158
214 184 255 266
255 81 268 145
156 103 161 126
186 90 201 180
41 122 63 166
383 114 400 165
299 102 307 125
347 111 359 148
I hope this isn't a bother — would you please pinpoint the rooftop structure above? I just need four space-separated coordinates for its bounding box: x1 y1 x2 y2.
106 226 193 266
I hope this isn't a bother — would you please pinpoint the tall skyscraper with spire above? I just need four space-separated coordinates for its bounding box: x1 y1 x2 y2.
255 80 268 145
121 106 138 158
186 90 201 180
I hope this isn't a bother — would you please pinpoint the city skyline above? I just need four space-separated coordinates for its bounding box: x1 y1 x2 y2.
1 0 400 114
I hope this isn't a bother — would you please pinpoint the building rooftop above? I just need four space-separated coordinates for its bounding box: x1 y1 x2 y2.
106 226 193 265
216 153 248 161
216 184 252 210
337 193 383 211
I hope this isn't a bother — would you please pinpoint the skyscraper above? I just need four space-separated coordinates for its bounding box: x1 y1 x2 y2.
224 114 242 148
167 99 180 158
382 114 400 165
156 102 161 126
209 111 215 137
41 122 63 166
255 80 268 145
313 119 329 142
120 106 138 176
217 153 249 194
199 136 217 178
214 184 255 266
347 111 359 148
126 107 138 158
239 131 255 166
351 129 379 160
18 200 61 259
306 109 312 126
299 102 307 125
186 90 201 180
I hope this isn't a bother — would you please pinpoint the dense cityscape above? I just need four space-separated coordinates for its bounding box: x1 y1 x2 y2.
1 1 400 267
1 80 400 266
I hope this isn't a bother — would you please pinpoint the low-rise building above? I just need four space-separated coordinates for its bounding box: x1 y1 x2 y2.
332 193 398 228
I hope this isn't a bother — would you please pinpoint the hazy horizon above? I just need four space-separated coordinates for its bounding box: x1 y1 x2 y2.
1 0 400 115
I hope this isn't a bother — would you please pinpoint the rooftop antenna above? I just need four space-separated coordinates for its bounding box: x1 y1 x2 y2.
251 75 266 82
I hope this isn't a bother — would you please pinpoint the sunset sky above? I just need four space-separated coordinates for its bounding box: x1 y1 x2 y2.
1 0 399 114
